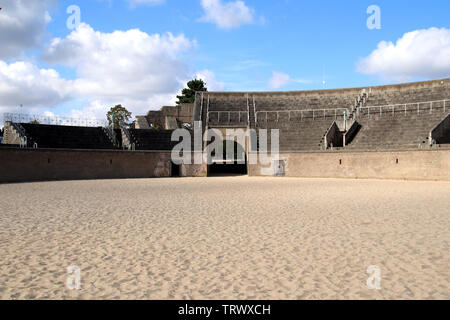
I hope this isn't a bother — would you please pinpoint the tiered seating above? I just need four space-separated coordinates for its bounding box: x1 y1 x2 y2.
199 79 450 152
347 111 449 150
254 94 356 112
366 86 450 106
349 82 450 150
256 108 348 123
128 129 178 151
256 119 334 151
20 123 117 149
207 95 248 126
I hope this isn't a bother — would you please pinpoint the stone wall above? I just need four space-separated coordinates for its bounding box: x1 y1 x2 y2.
205 78 449 98
3 122 21 145
0 148 202 183
248 149 450 181
135 116 150 129
0 148 171 183
144 103 194 129
324 122 342 149
182 163 207 177
175 103 195 124
3 147 449 183
145 110 165 128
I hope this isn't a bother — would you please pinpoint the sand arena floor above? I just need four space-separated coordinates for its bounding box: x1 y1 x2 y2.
0 177 448 300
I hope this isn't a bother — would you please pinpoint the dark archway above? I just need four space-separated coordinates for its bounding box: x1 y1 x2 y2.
208 140 247 176
171 162 181 177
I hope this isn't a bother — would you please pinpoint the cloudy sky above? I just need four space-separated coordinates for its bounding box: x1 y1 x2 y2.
0 0 449 123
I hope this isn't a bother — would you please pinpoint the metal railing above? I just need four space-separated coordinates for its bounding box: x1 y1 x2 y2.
7 122 31 148
199 92 204 123
20 136 27 148
121 127 134 150
256 108 349 124
246 94 250 125
205 94 210 125
253 96 257 127
207 111 249 124
102 127 119 147
359 99 449 118
349 89 369 119
4 113 108 127
10 122 27 139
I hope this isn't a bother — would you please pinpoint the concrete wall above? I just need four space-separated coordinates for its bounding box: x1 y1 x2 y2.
182 163 207 177
344 120 359 145
145 111 165 128
135 116 150 129
0 148 168 183
176 103 195 124
206 78 449 98
3 147 449 183
144 103 194 129
0 148 209 183
3 122 22 145
248 149 450 181
431 114 450 144
324 122 342 149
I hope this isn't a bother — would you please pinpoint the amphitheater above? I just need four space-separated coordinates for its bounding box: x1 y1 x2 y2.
0 79 449 300
1 78 450 181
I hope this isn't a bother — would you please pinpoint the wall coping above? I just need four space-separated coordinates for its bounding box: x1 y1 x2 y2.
3 145 449 156
248 147 450 155
0 147 173 154
202 78 450 96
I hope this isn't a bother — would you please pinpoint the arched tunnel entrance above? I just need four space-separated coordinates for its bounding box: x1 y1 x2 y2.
208 140 248 176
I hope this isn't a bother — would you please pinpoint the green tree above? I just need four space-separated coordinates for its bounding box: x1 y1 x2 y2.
29 120 40 124
107 104 132 129
176 79 207 105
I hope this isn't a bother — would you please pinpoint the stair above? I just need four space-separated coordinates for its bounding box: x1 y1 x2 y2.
207 94 249 127
347 111 449 150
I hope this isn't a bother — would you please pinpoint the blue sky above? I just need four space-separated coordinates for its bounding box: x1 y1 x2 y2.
0 0 449 121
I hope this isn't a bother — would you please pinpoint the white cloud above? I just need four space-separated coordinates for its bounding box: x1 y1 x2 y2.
41 23 196 115
195 70 226 91
268 72 291 89
0 60 71 110
267 71 312 89
0 0 54 59
43 111 56 117
0 22 230 121
67 100 114 120
357 27 450 81
199 0 261 29
67 93 179 121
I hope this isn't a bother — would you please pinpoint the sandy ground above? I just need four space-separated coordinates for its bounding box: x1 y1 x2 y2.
0 177 448 300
